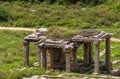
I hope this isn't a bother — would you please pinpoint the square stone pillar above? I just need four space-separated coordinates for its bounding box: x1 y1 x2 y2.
40 48 46 69
24 40 29 66
84 43 89 66
105 37 111 72
37 46 41 67
71 48 78 71
46 49 52 70
66 52 71 72
94 42 100 74
89 42 93 64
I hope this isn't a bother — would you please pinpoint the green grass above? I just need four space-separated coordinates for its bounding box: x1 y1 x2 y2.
0 30 46 79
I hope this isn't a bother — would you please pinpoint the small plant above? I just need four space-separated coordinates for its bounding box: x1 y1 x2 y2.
0 7 10 21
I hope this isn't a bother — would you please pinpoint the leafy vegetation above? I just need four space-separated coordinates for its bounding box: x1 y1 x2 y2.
0 1 120 29
0 30 55 79
0 6 10 21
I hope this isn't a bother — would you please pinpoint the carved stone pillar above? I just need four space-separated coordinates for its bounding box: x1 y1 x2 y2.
94 42 100 74
24 40 29 66
105 37 111 72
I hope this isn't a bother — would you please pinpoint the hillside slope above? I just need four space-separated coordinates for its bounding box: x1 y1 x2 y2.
0 1 120 28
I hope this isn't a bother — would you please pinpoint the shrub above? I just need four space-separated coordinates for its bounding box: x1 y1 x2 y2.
106 0 120 12
0 7 10 21
80 0 106 5
14 19 35 27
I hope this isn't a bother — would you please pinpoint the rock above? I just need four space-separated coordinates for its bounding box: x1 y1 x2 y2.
112 60 120 64
100 49 105 57
19 67 26 71
23 77 28 79
81 8 86 11
78 62 84 66
29 10 36 12
99 62 105 71
111 69 120 76
39 77 46 79
79 66 90 72
57 74 64 77
23 75 44 79
45 70 50 74
36 28 48 34
89 78 96 79
30 75 38 79
33 62 39 67
82 77 88 79
26 33 38 38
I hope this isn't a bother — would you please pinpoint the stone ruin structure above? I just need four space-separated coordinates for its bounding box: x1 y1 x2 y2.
24 28 113 74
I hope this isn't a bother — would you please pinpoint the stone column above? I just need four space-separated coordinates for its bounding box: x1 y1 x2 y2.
41 48 46 69
94 42 100 74
66 52 71 73
84 43 89 66
46 49 52 70
73 48 78 71
24 40 29 66
37 46 41 67
105 37 111 72
89 42 93 64
51 48 53 68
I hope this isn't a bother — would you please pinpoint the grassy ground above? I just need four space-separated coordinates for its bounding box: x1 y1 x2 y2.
0 28 120 79
0 30 47 79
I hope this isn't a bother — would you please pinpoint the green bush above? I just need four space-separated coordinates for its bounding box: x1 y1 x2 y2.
14 19 35 27
0 7 10 21
106 0 120 12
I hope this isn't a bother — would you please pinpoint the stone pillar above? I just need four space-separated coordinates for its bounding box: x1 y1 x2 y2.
41 48 46 69
84 43 89 66
94 42 100 74
24 40 29 66
37 46 41 66
66 52 71 72
46 49 52 69
89 42 93 64
73 48 78 71
51 48 53 68
60 49 65 65
105 37 111 72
